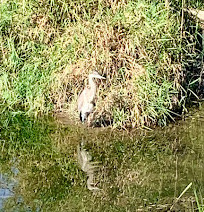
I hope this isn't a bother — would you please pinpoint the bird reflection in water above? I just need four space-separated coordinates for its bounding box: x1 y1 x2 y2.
77 142 101 191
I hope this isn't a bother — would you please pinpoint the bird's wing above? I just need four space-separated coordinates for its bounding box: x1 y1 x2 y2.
78 89 86 112
78 87 94 112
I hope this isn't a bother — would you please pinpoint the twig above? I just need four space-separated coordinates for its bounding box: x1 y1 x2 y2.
170 182 192 211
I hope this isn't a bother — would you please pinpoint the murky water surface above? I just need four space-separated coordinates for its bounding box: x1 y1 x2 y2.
0 105 203 211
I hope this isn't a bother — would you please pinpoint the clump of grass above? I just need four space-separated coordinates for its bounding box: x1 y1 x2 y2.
0 0 203 128
194 189 204 212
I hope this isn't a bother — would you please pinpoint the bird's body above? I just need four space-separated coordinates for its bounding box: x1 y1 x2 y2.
78 71 105 122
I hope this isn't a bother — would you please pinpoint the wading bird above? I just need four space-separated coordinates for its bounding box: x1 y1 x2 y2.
78 71 105 123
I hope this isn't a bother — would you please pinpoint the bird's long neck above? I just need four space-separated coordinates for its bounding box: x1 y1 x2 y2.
89 76 97 101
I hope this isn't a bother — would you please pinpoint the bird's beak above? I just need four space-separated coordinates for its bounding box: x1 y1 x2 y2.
98 76 106 80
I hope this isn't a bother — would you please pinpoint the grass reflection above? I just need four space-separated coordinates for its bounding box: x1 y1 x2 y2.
0 107 203 211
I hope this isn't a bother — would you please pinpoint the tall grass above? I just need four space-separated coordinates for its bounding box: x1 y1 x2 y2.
0 0 203 127
194 189 204 212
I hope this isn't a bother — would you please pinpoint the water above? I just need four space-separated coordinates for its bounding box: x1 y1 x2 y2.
0 173 14 208
0 105 203 211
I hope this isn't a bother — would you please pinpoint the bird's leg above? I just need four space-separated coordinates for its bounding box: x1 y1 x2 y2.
87 113 94 127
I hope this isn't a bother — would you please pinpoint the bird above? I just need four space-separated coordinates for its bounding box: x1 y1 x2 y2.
78 71 105 123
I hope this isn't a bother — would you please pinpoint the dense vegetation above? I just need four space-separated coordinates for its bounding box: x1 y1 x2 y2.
0 0 203 128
